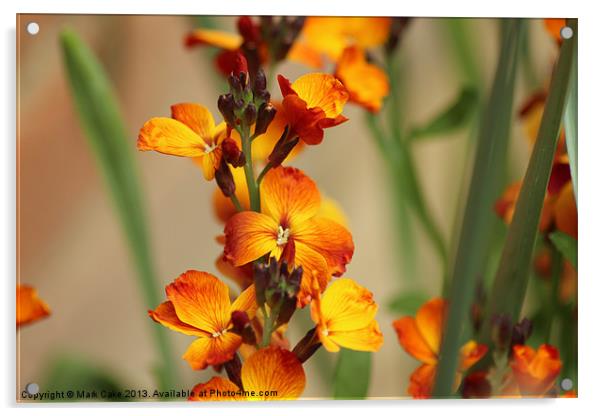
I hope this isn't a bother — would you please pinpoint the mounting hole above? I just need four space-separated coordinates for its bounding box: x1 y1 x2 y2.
560 26 573 40
26 22 40 36
25 383 39 395
560 378 573 391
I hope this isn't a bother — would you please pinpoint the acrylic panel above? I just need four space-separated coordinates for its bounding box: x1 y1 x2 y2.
16 14 578 402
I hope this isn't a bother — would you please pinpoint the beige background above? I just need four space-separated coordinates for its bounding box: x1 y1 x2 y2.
17 15 556 399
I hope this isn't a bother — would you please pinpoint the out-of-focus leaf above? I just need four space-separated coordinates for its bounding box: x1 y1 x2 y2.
387 291 430 315
40 355 128 402
60 29 176 391
479 17 577 343
432 19 524 397
549 230 577 270
409 86 479 140
333 349 371 399
563 42 578 201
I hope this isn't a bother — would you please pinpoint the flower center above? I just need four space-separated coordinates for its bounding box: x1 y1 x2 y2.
276 225 290 246
204 142 217 154
211 328 228 338
321 328 329 337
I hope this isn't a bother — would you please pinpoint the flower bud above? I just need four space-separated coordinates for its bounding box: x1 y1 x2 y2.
237 16 260 44
268 128 298 167
215 158 236 197
253 262 270 307
510 318 533 349
253 69 267 94
222 137 246 168
231 310 250 332
254 103 277 137
286 266 302 298
243 103 257 126
227 73 242 94
490 313 512 350
218 94 237 127
461 371 492 399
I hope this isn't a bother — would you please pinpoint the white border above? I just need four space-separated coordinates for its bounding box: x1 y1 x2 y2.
3 1 601 415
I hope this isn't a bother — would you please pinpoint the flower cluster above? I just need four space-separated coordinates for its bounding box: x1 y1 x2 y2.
138 25 384 398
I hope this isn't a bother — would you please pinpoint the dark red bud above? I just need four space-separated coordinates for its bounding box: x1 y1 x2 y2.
237 16 261 44
231 310 250 331
222 137 246 168
254 103 276 136
218 94 237 127
215 158 235 197
243 103 257 126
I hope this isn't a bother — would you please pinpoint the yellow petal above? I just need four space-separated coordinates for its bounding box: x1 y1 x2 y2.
182 332 242 370
170 103 216 142
415 297 446 356
138 117 206 157
328 320 383 352
186 29 243 50
291 73 348 118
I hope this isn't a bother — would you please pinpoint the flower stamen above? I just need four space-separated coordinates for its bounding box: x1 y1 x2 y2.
276 225 290 246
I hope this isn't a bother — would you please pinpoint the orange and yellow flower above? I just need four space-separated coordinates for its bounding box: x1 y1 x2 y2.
189 346 305 401
17 284 50 327
278 73 349 145
510 344 562 397
392 298 487 398
544 18 566 44
334 46 390 113
149 270 256 370
223 166 354 306
138 103 229 180
310 278 383 352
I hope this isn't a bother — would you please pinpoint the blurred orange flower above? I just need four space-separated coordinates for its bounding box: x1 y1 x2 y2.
17 284 50 327
223 166 354 306
278 73 349 145
310 278 383 352
334 46 390 113
149 270 256 370
544 18 566 44
189 347 305 401
510 344 562 397
393 298 487 398
138 103 228 180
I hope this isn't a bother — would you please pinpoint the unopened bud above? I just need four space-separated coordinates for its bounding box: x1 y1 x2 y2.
243 103 257 126
237 16 260 44
215 159 235 197
268 128 298 167
253 69 267 94
490 313 512 350
286 266 302 298
222 137 246 167
510 318 533 349
231 310 250 332
254 102 276 136
276 296 297 328
227 74 242 94
218 94 237 127
253 262 270 307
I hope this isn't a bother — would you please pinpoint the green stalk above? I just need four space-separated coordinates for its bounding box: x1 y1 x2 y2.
60 29 177 391
432 19 524 397
240 126 260 211
444 18 482 88
480 19 577 336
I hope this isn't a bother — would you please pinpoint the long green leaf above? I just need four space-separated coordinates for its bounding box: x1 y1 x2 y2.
563 38 578 201
387 291 430 315
480 19 577 343
60 29 177 391
432 19 524 397
549 230 577 270
408 86 478 141
333 349 372 399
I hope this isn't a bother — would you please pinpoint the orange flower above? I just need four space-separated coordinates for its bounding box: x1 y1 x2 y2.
334 46 390 112
278 73 349 145
149 270 257 370
189 347 305 401
297 17 392 62
17 284 50 327
510 344 562 397
310 278 383 352
554 181 577 239
223 166 354 306
392 298 487 398
185 29 243 51
138 103 228 180
544 18 566 44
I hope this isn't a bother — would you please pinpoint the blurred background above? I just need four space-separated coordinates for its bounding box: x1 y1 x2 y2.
17 15 558 399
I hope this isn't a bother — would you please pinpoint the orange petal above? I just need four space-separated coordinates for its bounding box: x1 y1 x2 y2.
293 217 354 277
192 147 222 180
317 197 348 226
327 320 384 352
261 166 321 225
148 301 206 337
170 103 216 140
223 212 279 267
138 117 206 157
250 102 304 162
294 242 330 307
287 42 324 69
407 364 437 399
230 284 258 320
335 46 389 112
554 182 577 239
392 317 438 365
165 270 231 333
459 340 488 371
415 297 447 356
182 332 242 370
190 377 241 401
215 254 254 289
544 19 566 43
290 73 348 118
16 284 50 327
511 344 562 397
241 347 306 400
185 29 243 50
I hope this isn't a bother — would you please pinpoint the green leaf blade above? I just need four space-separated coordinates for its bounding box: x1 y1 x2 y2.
333 349 372 399
549 231 577 270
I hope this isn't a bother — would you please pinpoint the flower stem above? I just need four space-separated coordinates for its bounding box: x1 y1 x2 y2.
230 193 243 212
240 125 260 211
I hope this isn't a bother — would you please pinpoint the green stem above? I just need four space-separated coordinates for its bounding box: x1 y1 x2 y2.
257 162 273 186
230 193 243 212
240 126 260 211
432 19 524 397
